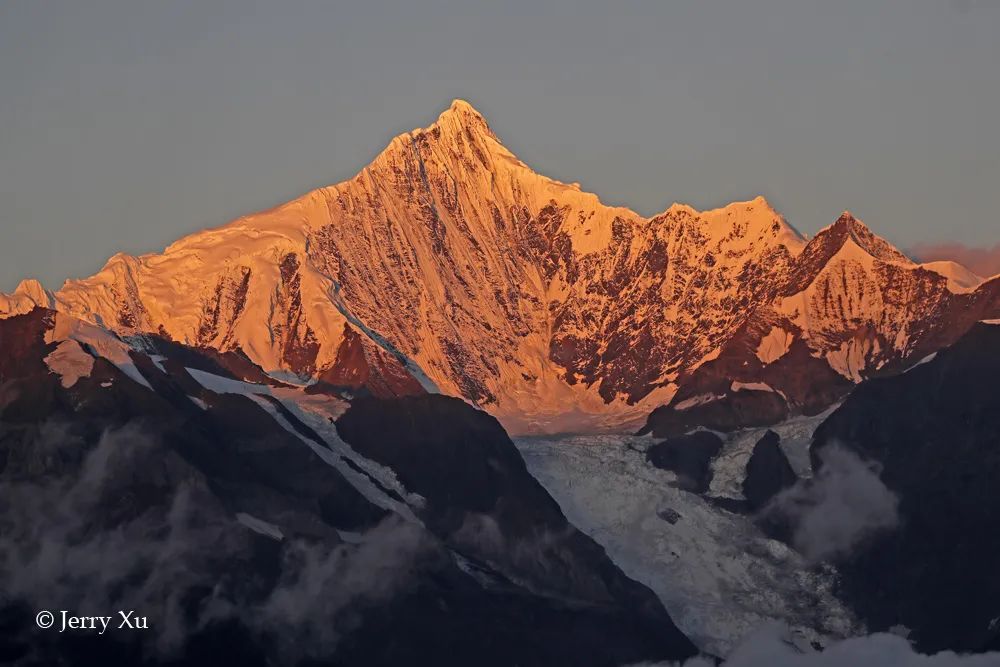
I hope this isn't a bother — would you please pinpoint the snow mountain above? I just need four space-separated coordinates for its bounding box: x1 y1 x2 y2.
4 100 998 435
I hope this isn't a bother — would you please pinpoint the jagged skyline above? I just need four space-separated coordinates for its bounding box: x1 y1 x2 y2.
5 99 996 436
3 1 999 291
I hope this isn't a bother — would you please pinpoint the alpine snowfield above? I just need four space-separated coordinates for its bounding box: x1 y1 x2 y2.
4 101 998 435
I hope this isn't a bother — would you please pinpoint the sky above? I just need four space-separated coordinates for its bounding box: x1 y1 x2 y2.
2 0 999 291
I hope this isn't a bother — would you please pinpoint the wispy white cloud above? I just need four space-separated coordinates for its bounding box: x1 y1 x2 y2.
0 421 434 661
764 444 899 563
634 623 1000 666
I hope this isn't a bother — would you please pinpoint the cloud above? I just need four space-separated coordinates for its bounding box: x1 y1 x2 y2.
248 515 434 659
764 444 899 563
0 423 253 655
449 512 602 600
0 420 436 661
634 623 1000 666
910 242 1000 279
718 623 999 666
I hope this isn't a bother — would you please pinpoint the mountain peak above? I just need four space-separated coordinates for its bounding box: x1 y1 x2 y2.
660 195 778 219
445 98 482 116
428 98 494 140
814 211 911 265
732 195 786 221
20 102 995 439
0 277 51 316
13 278 51 308
14 278 47 300
835 210 864 228
821 210 874 238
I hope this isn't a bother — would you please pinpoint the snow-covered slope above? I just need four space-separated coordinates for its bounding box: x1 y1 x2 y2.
919 260 983 293
516 425 858 656
644 214 1000 436
774 214 992 379
0 279 51 318
4 101 998 434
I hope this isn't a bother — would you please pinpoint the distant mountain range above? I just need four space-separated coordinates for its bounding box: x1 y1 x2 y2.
4 100 998 435
3 100 1000 665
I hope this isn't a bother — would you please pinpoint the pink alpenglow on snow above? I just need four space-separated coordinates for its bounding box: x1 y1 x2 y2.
3 102 1000 435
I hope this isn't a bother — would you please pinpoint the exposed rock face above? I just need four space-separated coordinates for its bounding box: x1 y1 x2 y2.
742 430 797 511
645 431 725 493
310 323 425 399
0 309 698 666
335 393 695 658
5 102 999 434
642 388 789 438
642 215 1000 436
811 321 1000 653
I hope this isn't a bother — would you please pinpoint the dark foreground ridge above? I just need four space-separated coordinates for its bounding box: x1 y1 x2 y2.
0 308 697 666
812 322 1000 653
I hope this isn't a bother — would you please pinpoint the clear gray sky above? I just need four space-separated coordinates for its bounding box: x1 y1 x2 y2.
2 0 998 291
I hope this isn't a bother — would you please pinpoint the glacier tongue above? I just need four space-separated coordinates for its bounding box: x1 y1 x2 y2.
515 427 858 657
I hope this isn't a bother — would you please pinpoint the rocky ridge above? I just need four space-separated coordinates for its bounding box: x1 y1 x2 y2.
4 100 998 434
